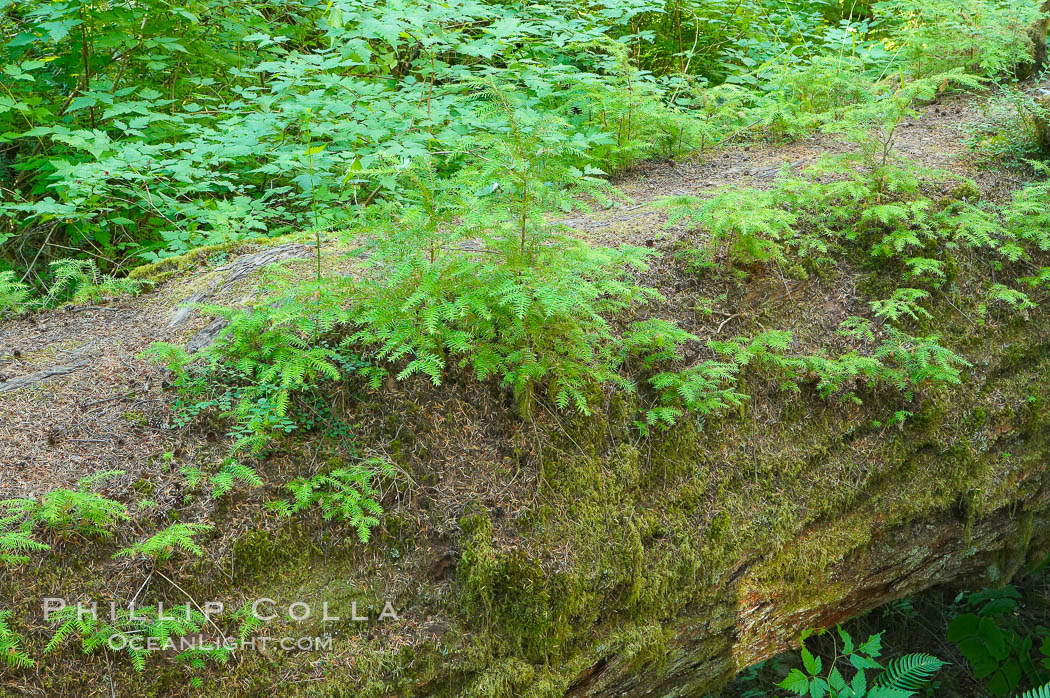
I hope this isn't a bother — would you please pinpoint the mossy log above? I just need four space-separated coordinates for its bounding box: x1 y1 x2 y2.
1036 93 1050 156
1033 0 1050 76
4 193 1050 697
428 325 1050 697
570 501 1047 697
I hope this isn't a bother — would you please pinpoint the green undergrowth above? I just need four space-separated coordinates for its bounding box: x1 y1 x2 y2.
3 1 1050 693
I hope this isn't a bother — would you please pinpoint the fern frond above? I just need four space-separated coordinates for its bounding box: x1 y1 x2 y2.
1016 683 1050 698
875 653 947 693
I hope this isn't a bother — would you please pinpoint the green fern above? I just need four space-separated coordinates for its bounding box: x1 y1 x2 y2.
209 459 263 498
0 271 32 317
987 284 1036 311
665 187 796 268
45 259 145 306
875 654 948 693
779 627 945 698
645 362 746 429
0 610 34 669
0 521 50 566
870 288 933 324
348 228 663 417
45 603 220 672
114 523 214 563
1 472 128 539
275 458 395 543
1017 684 1050 698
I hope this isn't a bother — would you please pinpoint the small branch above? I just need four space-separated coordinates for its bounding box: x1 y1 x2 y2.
155 569 234 656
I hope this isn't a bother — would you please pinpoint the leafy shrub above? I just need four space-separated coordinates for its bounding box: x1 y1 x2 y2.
777 626 946 698
871 0 1040 79
967 88 1050 166
0 0 693 272
947 586 1050 696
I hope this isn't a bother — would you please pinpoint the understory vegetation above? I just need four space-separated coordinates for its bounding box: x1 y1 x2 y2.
2 0 1050 694
731 563 1050 698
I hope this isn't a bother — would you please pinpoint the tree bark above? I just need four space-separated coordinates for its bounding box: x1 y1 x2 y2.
569 499 1048 697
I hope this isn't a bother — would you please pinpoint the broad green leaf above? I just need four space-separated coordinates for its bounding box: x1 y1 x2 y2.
778 669 811 696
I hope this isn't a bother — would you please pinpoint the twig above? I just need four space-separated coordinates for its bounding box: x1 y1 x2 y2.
66 305 123 313
716 313 740 334
937 289 977 325
155 569 234 657
130 563 155 606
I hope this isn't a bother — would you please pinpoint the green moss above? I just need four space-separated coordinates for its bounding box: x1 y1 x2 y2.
127 234 309 281
128 243 232 281
230 524 318 584
457 509 580 664
610 624 670 674
949 180 981 201
122 409 148 426
648 417 703 483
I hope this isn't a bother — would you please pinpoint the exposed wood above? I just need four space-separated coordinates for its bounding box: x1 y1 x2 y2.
0 355 92 394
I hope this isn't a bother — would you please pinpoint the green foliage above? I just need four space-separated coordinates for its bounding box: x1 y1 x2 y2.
270 458 394 543
0 271 32 316
666 188 796 268
349 233 659 415
209 459 263 498
114 523 214 563
45 603 228 672
870 0 1039 79
181 466 203 489
777 627 946 698
0 522 49 567
141 269 356 453
871 288 932 324
45 259 144 305
623 318 753 430
666 118 1050 407
643 360 745 429
967 88 1050 167
947 586 1050 696
0 610 34 670
823 71 985 182
0 494 50 566
1019 684 1050 698
0 0 689 274
0 471 128 540
0 0 1037 281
